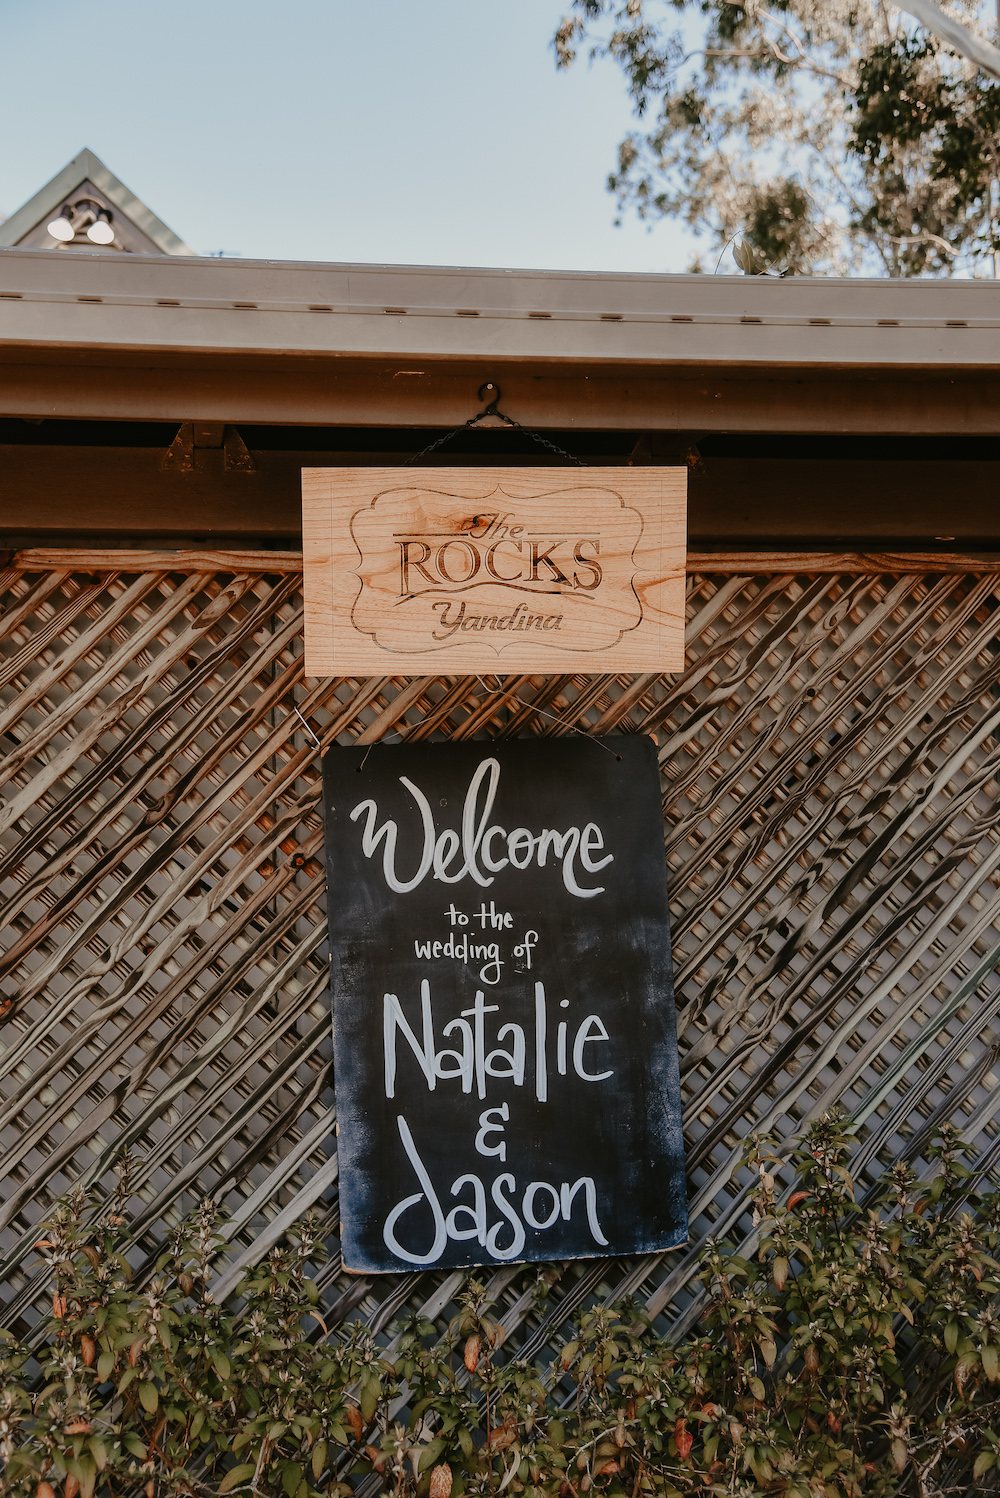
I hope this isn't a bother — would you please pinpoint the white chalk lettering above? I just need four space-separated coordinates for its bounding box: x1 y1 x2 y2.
351 777 436 893
523 1181 561 1230
475 1104 509 1160
535 982 547 1102
486 1174 526 1260
560 1177 609 1246
382 982 610 1102
580 822 614 874
382 1115 447 1265
573 1014 614 1081
513 929 539 970
445 1175 488 1245
351 758 612 898
381 1115 611 1266
412 933 502 984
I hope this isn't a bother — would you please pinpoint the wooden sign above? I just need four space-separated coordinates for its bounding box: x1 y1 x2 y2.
302 467 686 675
323 735 688 1274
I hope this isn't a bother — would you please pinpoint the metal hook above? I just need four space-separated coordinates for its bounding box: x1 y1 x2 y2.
406 380 582 465
477 381 501 417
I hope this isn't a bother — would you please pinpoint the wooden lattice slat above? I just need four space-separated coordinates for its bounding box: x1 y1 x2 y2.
4 552 1000 1361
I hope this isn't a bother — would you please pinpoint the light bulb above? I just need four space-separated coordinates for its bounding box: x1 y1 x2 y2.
47 216 75 242
87 219 115 245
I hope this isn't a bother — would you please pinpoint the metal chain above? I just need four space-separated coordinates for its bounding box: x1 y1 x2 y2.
404 382 585 466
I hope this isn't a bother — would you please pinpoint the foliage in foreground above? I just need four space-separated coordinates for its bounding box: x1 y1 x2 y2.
554 0 1000 277
4 1118 1000 1498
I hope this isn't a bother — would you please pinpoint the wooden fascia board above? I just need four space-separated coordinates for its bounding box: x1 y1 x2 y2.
0 360 999 433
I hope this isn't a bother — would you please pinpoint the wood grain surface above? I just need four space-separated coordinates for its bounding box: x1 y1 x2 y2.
3 555 1000 1375
14 548 1000 576
302 468 687 675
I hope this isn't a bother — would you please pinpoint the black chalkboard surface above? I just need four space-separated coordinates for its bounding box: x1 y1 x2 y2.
323 735 687 1273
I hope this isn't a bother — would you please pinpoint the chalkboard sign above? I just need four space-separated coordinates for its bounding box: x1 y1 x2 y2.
323 735 688 1273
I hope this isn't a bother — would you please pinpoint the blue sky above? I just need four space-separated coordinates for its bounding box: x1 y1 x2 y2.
0 0 696 272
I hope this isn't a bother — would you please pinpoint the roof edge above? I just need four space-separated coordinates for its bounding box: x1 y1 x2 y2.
1 245 999 372
0 149 195 255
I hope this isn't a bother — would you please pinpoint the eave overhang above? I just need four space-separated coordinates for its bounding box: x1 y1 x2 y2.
2 246 999 370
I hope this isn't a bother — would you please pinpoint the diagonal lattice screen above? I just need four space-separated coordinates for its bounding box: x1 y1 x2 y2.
3 552 1000 1354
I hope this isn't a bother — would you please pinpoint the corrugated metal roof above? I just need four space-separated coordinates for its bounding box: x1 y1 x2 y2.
1 245 998 368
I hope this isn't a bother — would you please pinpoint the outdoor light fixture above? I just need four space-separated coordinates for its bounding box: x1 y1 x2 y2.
45 199 116 246
46 211 76 241
86 209 114 244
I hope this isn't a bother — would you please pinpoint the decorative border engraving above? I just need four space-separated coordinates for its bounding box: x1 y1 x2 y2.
350 484 644 656
302 467 686 675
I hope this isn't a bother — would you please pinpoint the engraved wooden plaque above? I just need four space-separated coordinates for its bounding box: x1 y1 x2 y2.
301 467 687 676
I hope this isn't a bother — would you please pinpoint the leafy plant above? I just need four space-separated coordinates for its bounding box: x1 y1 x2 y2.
553 0 1000 276
4 1115 1000 1498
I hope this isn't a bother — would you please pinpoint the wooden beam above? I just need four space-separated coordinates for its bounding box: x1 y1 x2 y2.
3 447 999 545
6 548 306 572
687 551 1000 572
3 357 1000 432
10 548 1000 575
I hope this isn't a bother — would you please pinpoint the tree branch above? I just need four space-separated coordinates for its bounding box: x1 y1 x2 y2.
699 44 846 84
892 0 1000 81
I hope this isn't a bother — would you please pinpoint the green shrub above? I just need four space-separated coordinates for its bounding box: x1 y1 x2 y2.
3 1115 1000 1498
